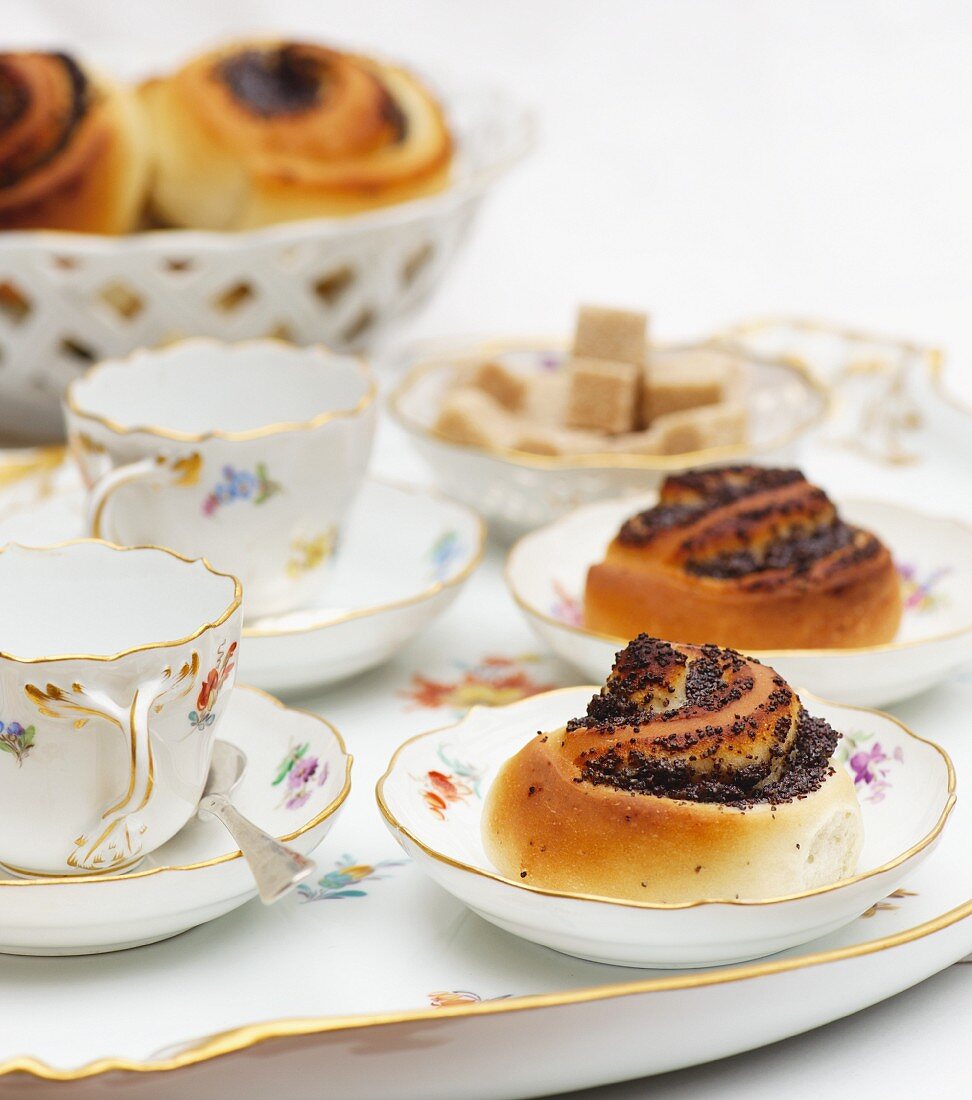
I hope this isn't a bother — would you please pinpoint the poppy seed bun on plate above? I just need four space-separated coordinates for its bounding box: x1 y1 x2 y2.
482 636 863 903
584 466 902 650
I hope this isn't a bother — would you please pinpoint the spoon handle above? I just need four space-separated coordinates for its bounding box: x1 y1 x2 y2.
200 793 316 903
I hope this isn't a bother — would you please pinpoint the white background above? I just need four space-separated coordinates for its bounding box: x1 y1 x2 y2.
6 1 972 1095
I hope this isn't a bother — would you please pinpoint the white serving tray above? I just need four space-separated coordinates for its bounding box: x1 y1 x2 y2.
0 320 970 1097
0 555 968 1099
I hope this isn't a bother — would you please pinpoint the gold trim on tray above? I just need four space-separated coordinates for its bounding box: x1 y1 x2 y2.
504 497 972 658
375 687 956 910
0 539 242 664
64 337 378 444
2 884 968 1080
387 336 833 470
0 685 352 887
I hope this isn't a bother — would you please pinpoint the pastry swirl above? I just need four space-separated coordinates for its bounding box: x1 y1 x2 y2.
482 637 864 902
140 40 453 228
0 51 148 232
584 466 902 649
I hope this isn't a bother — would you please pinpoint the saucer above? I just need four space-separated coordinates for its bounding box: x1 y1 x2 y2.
505 495 972 707
0 474 485 694
377 688 954 969
0 685 351 955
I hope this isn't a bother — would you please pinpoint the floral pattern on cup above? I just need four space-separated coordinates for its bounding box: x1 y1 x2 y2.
836 730 904 804
416 744 486 819
428 530 463 582
202 463 281 516
896 561 951 613
297 852 407 902
286 527 337 579
401 654 559 711
0 720 36 766
188 641 237 732
273 739 329 810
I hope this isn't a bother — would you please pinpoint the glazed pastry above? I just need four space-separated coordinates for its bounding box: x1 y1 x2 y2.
585 466 902 648
0 51 149 233
482 636 864 902
141 40 452 228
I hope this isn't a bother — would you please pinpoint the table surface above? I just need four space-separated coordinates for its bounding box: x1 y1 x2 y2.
6 1 972 1095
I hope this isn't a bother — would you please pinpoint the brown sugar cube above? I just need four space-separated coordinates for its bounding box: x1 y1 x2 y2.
565 356 642 435
572 305 648 366
606 428 665 456
435 389 516 449
521 372 569 426
641 350 735 424
516 425 610 456
472 359 528 412
654 403 748 455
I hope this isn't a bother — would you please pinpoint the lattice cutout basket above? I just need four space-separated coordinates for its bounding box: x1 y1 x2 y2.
0 88 533 444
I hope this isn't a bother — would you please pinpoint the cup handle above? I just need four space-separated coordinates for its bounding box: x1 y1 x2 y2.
87 452 202 541
25 657 199 872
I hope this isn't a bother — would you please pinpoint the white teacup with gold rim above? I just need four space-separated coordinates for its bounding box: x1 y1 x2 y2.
63 339 377 620
0 540 243 877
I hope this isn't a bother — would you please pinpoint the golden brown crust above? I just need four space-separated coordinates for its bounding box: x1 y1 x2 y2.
140 40 453 228
482 638 864 902
0 52 148 233
584 466 902 648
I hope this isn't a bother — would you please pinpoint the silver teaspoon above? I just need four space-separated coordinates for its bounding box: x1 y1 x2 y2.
199 741 316 903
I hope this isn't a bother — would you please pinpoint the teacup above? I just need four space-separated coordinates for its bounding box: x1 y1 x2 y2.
0 540 242 876
64 339 377 620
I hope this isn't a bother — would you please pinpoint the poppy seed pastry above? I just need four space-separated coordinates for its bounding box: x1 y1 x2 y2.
0 51 149 233
482 637 864 903
140 40 452 228
584 465 902 649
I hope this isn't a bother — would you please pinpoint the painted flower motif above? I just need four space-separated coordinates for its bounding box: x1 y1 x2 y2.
401 654 558 711
188 641 237 731
428 990 513 1008
428 530 464 582
836 730 904 804
273 739 329 809
202 462 281 516
550 580 583 627
297 852 408 902
286 527 337 578
417 744 486 819
896 561 951 613
0 720 36 766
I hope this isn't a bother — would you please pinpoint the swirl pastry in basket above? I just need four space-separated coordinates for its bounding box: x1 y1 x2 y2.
482 636 864 902
140 40 453 228
584 466 903 649
0 51 148 232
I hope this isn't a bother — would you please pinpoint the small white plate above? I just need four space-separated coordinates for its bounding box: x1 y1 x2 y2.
505 495 972 707
0 686 351 955
377 688 954 969
0 475 486 695
389 338 829 541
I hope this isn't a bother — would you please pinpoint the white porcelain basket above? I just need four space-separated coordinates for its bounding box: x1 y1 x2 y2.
0 87 533 444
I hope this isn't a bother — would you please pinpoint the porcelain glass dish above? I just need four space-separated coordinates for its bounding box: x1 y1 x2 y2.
378 688 954 968
506 494 972 707
0 469 486 694
0 685 351 955
0 86 533 445
389 338 830 541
